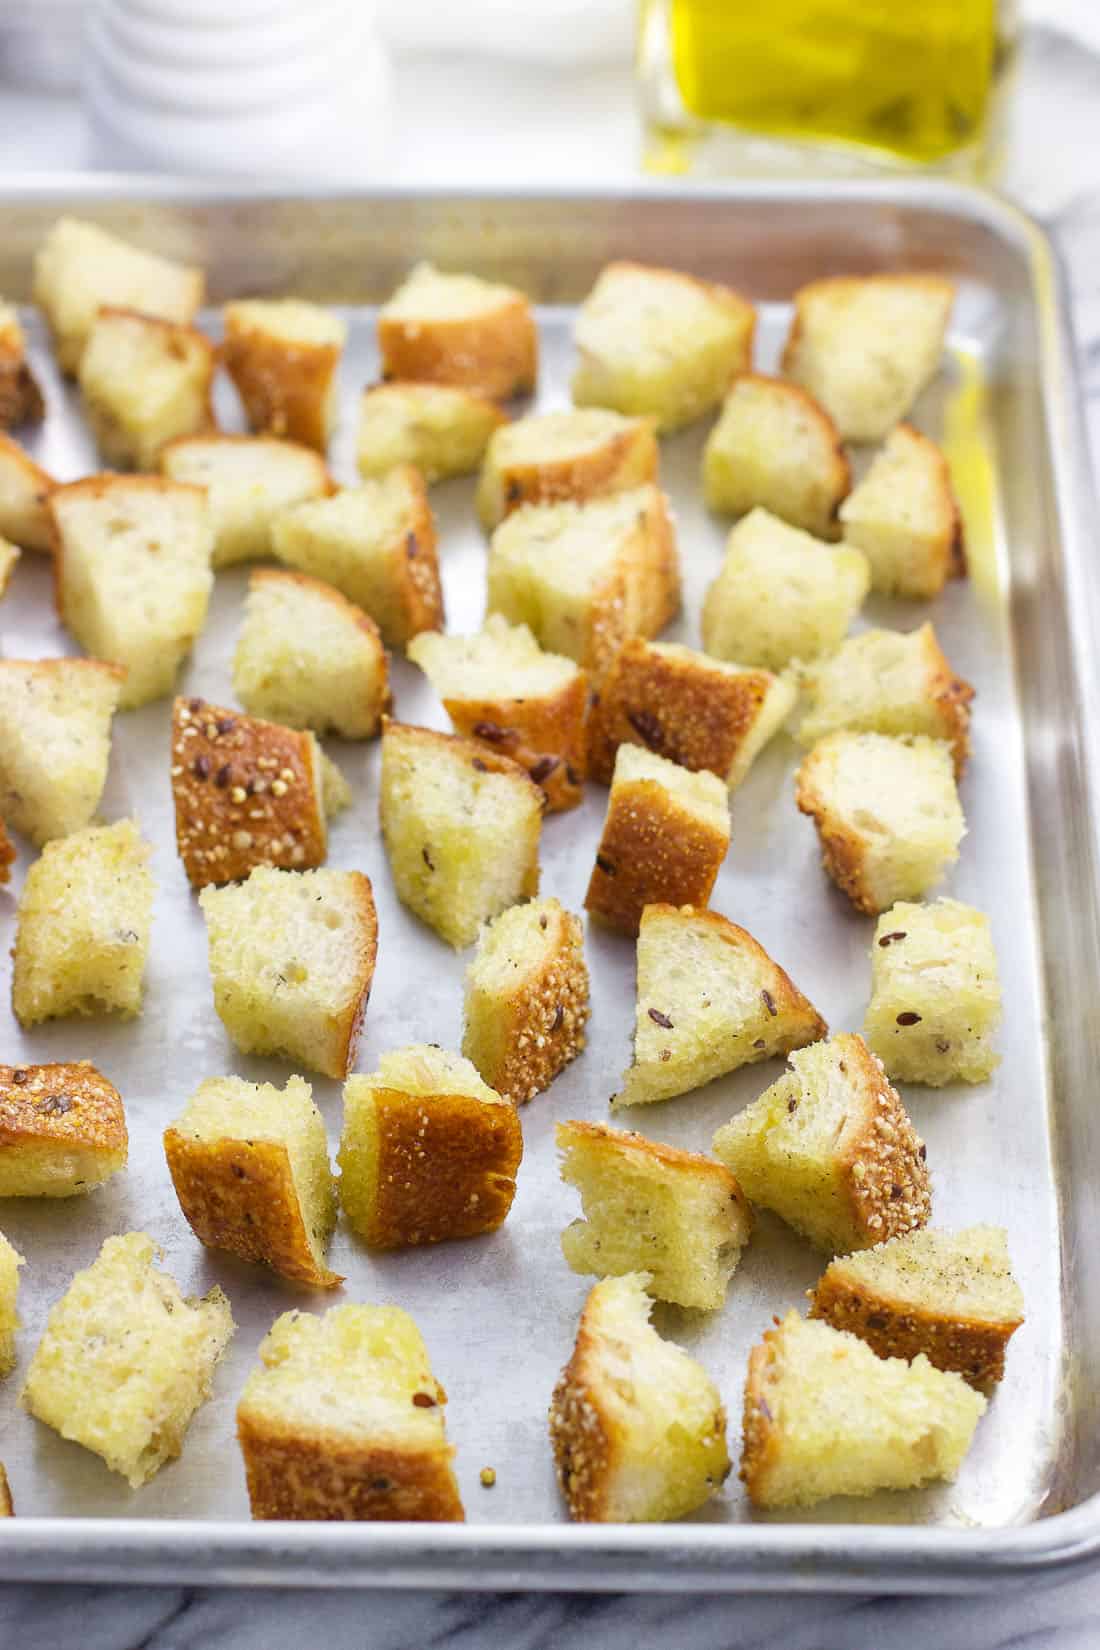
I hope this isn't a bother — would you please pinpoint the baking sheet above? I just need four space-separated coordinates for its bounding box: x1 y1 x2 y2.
0 181 1096 1590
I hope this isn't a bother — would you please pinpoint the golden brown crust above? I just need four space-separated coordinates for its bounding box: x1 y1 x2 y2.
915 623 974 775
584 782 728 937
794 751 876 915
830 1034 932 1246
549 1322 616 1521
0 329 44 430
0 1060 127 1161
894 422 968 588
382 715 547 797
238 1410 464 1522
0 1464 13 1517
0 431 54 553
0 818 13 885
443 670 588 812
164 1127 342 1289
383 464 445 646
739 1326 782 1505
379 291 537 401
587 639 774 784
222 314 341 453
467 904 590 1104
560 1117 751 1205
171 696 329 888
357 1086 523 1249
493 420 659 522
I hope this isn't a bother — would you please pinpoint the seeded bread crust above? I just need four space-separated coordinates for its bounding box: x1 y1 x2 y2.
164 1128 342 1290
585 767 729 937
440 673 588 813
378 270 537 400
222 304 344 452
171 696 332 888
0 1061 128 1197
0 818 12 885
238 1412 464 1523
0 316 44 430
477 412 659 529
0 433 53 552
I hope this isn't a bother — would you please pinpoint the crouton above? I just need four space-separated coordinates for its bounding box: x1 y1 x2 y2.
272 467 442 649
357 381 505 483
809 1225 1024 1391
33 216 204 376
233 569 389 740
0 819 12 885
12 818 154 1026
223 298 347 452
165 1074 340 1288
795 732 964 915
79 308 214 472
557 1119 751 1310
339 1045 523 1248
0 303 44 428
0 1233 23 1376
585 746 729 936
0 432 53 552
0 658 125 846
702 508 869 672
487 486 680 678
170 695 344 887
200 866 377 1080
741 1310 985 1508
380 720 542 949
408 615 587 811
378 262 537 400
839 423 966 597
22 1232 233 1488
0 1465 11 1515
713 1032 931 1254
615 904 826 1108
0 538 18 596
702 373 850 538
237 1303 464 1521
0 1061 127 1198
781 274 955 443
160 432 331 569
49 475 214 709
864 899 1001 1086
797 624 973 775
549 1272 730 1522
587 638 796 789
476 408 658 529
462 897 589 1103
572 261 754 433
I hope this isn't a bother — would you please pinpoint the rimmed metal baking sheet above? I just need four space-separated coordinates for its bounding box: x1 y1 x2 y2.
0 179 1097 1591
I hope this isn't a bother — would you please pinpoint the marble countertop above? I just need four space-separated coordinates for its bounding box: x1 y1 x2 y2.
2 13 1100 1650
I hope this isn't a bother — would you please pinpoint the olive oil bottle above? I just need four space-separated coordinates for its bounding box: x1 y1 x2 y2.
639 0 1015 178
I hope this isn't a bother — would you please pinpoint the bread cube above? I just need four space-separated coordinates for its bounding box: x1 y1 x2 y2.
865 899 1001 1086
0 658 125 846
200 866 377 1080
840 423 966 598
572 261 754 433
616 904 826 1108
0 1061 127 1198
741 1310 985 1509
272 467 442 649
409 615 587 811
0 1233 24 1376
49 475 214 709
22 1232 233 1488
12 819 154 1027
462 897 589 1103
585 746 729 936
79 308 214 472
223 298 347 452
0 818 13 885
234 569 389 741
165 1074 340 1288
380 720 542 949
237 1303 464 1521
0 303 44 428
810 1224 1024 1391
587 637 796 789
702 373 850 538
781 274 955 444
0 537 18 597
0 432 53 552
550 1272 730 1522
161 432 331 569
557 1119 751 1310
33 216 204 376
488 486 680 678
795 732 964 915
702 508 869 672
339 1045 523 1248
797 624 973 775
357 381 505 483
378 261 537 400
713 1032 931 1254
476 408 658 529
